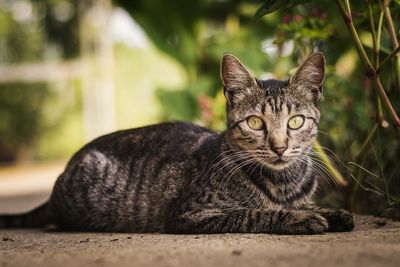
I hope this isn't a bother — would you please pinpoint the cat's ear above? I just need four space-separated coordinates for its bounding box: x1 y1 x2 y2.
289 52 325 102
220 54 258 104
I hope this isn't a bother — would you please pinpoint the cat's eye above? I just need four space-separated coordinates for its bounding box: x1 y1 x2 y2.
288 115 305 130
247 116 264 130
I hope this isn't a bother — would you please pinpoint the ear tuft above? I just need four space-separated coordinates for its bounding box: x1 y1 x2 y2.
220 54 258 104
289 52 325 103
290 52 325 88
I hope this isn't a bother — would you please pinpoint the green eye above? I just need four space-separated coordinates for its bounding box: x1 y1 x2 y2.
288 115 305 130
247 116 264 130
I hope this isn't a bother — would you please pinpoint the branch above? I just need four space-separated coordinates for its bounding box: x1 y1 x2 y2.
377 46 400 74
335 0 400 132
381 0 400 89
381 0 399 49
376 96 389 128
355 124 379 162
365 1 388 127
376 11 384 68
366 1 377 66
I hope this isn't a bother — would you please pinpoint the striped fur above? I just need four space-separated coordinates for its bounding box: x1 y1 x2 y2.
0 53 354 234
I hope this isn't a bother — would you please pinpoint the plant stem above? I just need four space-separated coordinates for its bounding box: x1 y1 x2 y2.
336 0 400 134
372 79 400 132
376 11 384 67
349 124 379 210
366 1 388 127
377 46 400 74
381 1 398 47
381 0 400 89
366 0 377 66
376 96 389 128
355 124 379 162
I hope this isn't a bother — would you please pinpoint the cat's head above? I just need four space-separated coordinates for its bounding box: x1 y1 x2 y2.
221 53 325 170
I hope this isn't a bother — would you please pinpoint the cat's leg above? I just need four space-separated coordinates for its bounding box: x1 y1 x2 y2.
300 203 355 232
164 207 328 234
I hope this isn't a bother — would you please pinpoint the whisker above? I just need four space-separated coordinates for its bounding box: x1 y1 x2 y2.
306 155 342 191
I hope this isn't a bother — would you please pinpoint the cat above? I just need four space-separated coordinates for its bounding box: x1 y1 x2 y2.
0 53 354 234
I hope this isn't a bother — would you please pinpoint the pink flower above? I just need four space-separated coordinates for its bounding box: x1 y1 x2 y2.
293 15 302 22
283 14 291 24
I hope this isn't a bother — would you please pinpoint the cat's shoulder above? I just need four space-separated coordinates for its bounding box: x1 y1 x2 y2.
82 121 216 149
160 121 215 134
66 121 219 164
121 121 215 136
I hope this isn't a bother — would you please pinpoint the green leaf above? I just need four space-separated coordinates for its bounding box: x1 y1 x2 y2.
156 88 199 121
253 0 315 20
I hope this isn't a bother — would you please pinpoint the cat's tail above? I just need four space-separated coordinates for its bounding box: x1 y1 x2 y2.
0 202 54 229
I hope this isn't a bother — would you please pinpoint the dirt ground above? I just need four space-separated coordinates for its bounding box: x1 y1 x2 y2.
0 165 400 267
0 215 399 267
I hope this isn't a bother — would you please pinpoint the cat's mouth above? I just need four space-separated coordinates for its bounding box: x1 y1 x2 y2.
265 156 295 170
251 152 295 170
271 158 286 165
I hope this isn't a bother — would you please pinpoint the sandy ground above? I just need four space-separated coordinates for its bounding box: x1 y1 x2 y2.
1 164 400 267
0 211 399 267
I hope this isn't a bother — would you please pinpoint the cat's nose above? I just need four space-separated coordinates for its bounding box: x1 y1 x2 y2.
271 144 287 157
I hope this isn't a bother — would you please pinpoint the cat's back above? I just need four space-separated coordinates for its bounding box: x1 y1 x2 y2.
49 122 219 232
65 121 217 168
83 121 214 153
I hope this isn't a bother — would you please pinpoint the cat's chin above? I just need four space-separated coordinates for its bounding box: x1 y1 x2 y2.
262 158 295 171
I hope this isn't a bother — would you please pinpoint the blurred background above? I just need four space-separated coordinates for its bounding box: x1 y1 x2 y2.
0 0 399 218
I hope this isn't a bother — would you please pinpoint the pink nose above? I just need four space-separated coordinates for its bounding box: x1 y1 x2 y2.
271 145 287 156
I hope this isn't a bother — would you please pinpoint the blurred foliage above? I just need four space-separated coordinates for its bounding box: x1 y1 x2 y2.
118 0 400 217
0 0 48 161
113 43 186 129
0 0 399 217
0 84 51 161
0 0 186 161
40 0 79 58
117 0 282 128
0 0 82 161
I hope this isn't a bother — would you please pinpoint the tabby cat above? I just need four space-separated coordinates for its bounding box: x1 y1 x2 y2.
0 53 354 234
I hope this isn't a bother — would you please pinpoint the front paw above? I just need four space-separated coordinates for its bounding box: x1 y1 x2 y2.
283 212 328 235
322 209 355 232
